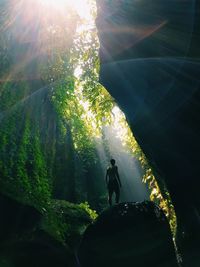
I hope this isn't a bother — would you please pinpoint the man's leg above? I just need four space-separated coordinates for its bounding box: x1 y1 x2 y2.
108 186 113 206
115 185 120 204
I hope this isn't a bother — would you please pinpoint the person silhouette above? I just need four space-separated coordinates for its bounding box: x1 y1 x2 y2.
106 159 122 206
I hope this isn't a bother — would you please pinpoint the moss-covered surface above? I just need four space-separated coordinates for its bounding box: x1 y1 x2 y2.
41 199 97 248
0 191 97 267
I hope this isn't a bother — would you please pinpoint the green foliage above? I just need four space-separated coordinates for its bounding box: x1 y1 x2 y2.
41 199 96 244
71 6 114 127
0 110 51 212
142 166 177 235
79 201 98 220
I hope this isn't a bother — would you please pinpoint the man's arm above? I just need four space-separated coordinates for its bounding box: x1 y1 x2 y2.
116 166 122 187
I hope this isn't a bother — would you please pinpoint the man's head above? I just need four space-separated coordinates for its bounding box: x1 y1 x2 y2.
110 159 115 166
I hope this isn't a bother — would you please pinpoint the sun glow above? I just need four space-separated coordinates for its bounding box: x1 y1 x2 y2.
5 0 94 71
40 0 91 18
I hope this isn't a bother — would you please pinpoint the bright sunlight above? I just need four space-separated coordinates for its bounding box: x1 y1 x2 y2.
39 0 91 18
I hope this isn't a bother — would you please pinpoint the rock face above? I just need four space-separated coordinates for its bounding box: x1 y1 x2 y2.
0 193 76 267
78 202 178 267
0 193 41 243
96 0 200 264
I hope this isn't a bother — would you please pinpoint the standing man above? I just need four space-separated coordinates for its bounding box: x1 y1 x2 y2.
106 159 122 206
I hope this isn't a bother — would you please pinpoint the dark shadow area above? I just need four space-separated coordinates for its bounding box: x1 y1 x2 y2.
78 201 178 267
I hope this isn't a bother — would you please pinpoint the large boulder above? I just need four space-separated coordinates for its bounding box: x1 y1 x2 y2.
78 201 178 267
